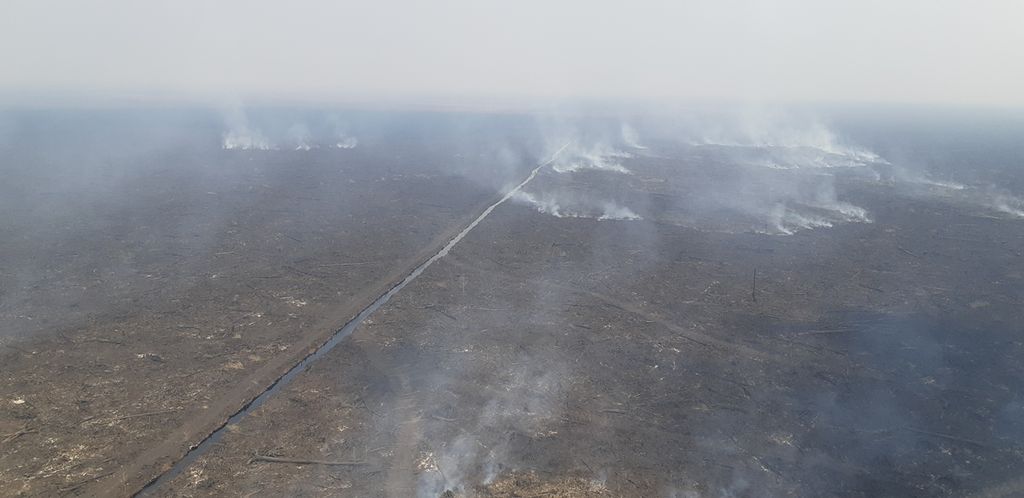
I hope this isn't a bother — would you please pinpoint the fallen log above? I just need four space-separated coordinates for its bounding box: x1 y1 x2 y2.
251 455 366 466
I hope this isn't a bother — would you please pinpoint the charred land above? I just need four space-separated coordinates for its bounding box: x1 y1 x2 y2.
1 108 1023 497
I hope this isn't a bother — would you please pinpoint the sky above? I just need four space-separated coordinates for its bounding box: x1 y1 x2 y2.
2 0 1023 107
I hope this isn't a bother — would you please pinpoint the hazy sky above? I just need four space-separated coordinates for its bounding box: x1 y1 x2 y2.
3 0 1022 107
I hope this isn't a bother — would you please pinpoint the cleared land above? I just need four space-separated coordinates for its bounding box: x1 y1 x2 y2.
3 112 1023 497
0 131 512 496
155 146 1024 497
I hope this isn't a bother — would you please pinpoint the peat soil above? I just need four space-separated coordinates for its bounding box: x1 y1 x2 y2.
153 152 1024 496
0 125 517 496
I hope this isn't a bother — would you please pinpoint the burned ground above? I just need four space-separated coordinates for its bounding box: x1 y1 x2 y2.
0 110 530 496
2 110 1023 497
152 143 1023 497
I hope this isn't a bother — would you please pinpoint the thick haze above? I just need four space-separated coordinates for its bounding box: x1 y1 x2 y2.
2 0 1023 107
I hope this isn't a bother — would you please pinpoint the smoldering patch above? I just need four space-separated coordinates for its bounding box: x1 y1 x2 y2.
690 115 886 162
764 200 872 235
597 202 642 221
646 119 886 235
621 123 648 150
896 172 968 191
220 109 359 151
222 129 274 150
415 365 570 497
693 142 889 172
551 143 633 175
888 172 1024 220
985 192 1024 218
510 191 641 221
286 123 315 151
509 138 644 221
335 135 358 149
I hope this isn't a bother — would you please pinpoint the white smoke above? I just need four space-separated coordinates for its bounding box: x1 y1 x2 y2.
888 166 1024 220
219 112 359 151
621 123 648 150
762 183 872 235
221 126 273 150
511 191 565 217
703 142 886 170
416 365 567 496
987 192 1024 218
667 112 882 235
327 114 359 149
220 106 274 150
286 123 315 151
765 200 871 235
597 202 642 221
696 119 871 157
691 114 888 171
889 166 968 191
334 135 358 149
917 178 966 191
221 132 273 150
552 143 632 174
511 191 641 221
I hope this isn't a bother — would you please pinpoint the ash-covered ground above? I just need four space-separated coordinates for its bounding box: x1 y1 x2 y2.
2 106 1023 497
